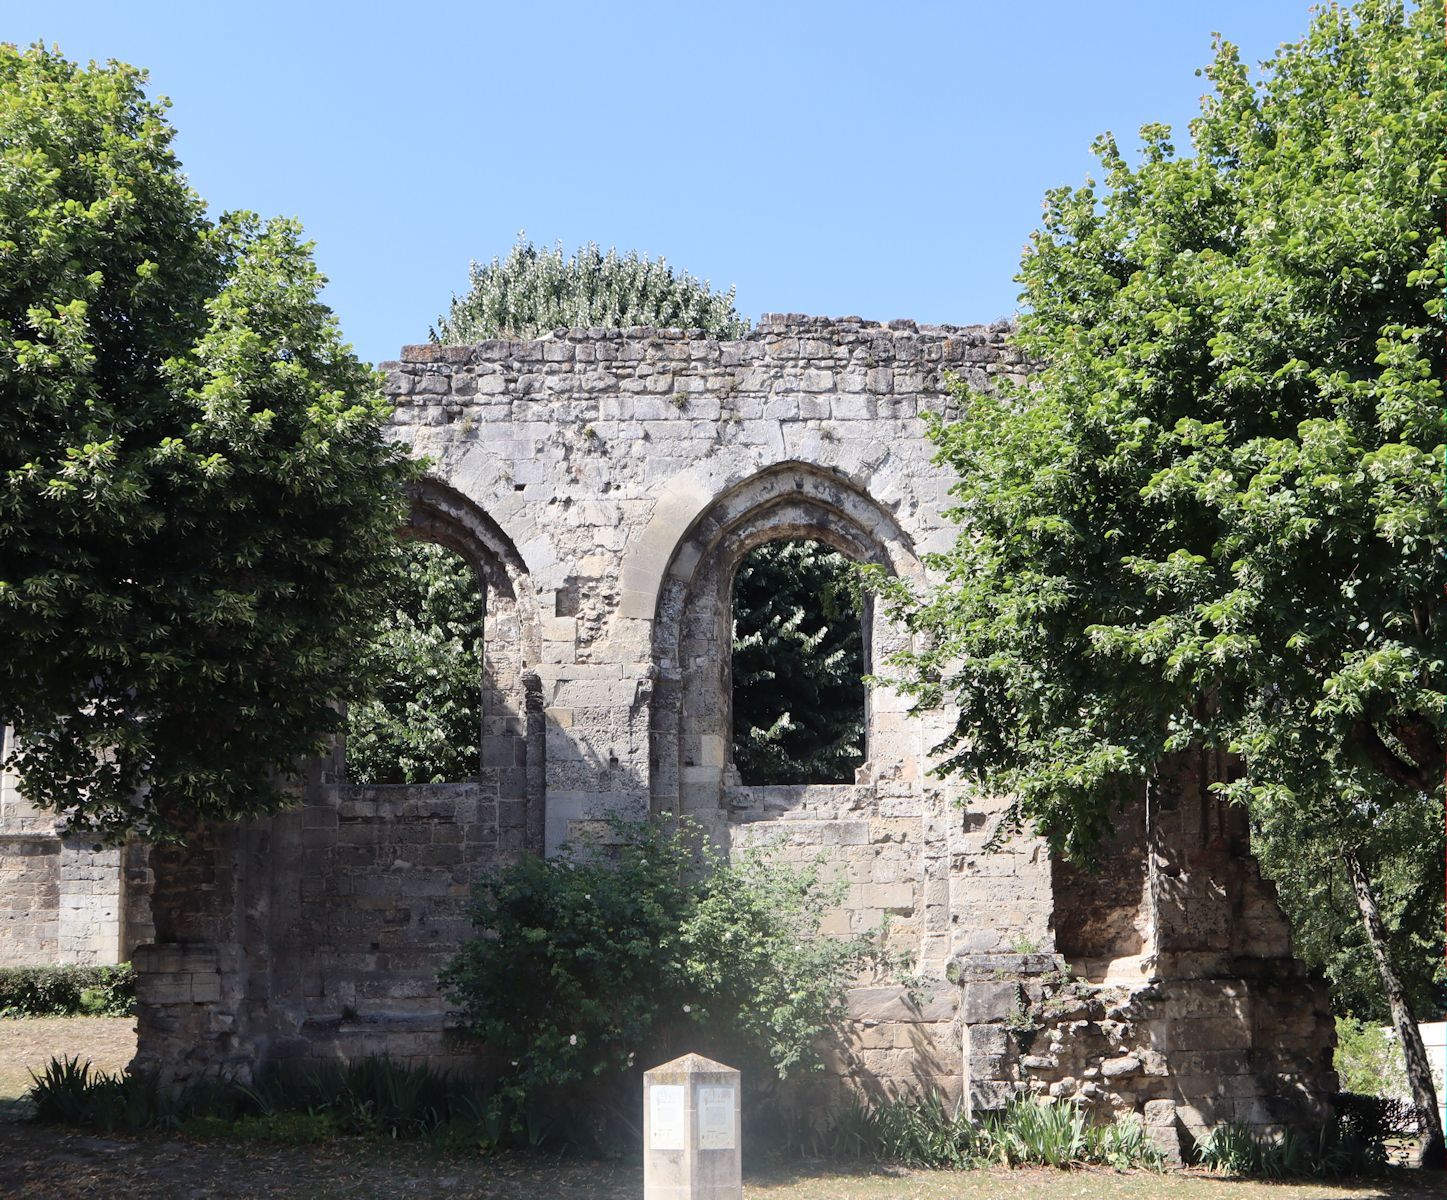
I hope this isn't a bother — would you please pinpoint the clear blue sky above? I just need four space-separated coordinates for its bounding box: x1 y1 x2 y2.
11 2 1314 365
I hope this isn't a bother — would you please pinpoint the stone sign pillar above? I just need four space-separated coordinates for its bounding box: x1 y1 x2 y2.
643 1053 741 1200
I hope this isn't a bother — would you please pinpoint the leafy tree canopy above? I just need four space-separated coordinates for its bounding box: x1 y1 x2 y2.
433 236 750 342
346 541 483 785
884 0 1443 862
0 45 414 842
733 540 865 785
878 0 1444 1155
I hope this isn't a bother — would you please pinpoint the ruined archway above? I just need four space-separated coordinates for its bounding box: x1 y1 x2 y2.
382 477 544 848
647 463 926 830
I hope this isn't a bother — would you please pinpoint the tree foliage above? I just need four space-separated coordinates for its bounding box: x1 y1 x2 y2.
733 540 866 785
883 0 1443 866
879 0 1444 1158
433 236 749 342
1255 785 1443 1022
345 542 483 785
0 45 414 841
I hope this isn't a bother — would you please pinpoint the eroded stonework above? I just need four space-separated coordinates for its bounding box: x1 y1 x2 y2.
124 315 1335 1155
0 736 152 966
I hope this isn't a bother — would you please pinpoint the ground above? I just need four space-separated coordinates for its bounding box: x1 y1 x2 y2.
2 1019 1444 1199
0 1015 135 1119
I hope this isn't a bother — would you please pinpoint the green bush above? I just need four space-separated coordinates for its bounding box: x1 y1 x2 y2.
439 817 884 1151
1334 1091 1415 1167
1334 1016 1412 1099
0 964 135 1018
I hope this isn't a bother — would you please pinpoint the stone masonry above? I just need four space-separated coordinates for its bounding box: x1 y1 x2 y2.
107 315 1332 1157
0 728 152 967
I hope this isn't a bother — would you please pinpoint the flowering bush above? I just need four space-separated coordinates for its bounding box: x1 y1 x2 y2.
440 818 881 1146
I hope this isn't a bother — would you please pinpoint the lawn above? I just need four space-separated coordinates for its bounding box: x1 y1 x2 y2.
2 1018 1444 1199
0 1015 136 1117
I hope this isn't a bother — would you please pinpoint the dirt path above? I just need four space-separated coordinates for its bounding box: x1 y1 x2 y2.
0 1016 136 1115
1 1123 1445 1200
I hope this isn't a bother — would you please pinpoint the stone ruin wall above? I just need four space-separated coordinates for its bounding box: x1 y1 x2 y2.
0 733 152 967
105 315 1332 1160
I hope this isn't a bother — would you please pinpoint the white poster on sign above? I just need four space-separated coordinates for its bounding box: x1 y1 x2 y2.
696 1084 735 1150
649 1083 685 1150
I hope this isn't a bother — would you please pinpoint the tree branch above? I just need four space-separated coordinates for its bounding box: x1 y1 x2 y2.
1351 719 1436 793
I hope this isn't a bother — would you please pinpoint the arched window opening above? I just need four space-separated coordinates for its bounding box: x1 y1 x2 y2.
346 541 484 784
731 539 866 785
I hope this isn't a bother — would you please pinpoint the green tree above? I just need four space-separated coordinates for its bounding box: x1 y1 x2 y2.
346 541 484 785
0 45 413 843
733 540 865 785
879 0 1444 1164
1255 787 1443 1024
433 236 750 342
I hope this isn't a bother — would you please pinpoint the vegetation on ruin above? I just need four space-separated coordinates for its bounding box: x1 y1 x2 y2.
432 235 750 342
345 542 484 785
0 44 415 843
416 247 869 788
439 817 883 1151
733 540 866 785
875 0 1444 1163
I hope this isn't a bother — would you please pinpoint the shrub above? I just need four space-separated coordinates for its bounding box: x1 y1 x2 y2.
439 818 883 1149
28 1053 494 1145
29 1056 174 1132
802 1094 1162 1171
1195 1114 1391 1179
1335 1017 1410 1098
0 964 135 1018
1334 1091 1416 1168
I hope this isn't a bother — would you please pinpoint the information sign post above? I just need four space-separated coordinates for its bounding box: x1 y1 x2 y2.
643 1054 741 1200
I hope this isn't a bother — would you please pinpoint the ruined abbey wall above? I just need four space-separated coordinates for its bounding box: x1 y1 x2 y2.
119 315 1334 1160
0 738 151 967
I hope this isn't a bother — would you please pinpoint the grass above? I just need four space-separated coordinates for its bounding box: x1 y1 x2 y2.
0 1015 135 1118
1 1018 1443 1197
1 1124 1444 1200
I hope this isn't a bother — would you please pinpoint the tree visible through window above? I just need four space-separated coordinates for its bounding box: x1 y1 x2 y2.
731 540 866 785
346 542 484 784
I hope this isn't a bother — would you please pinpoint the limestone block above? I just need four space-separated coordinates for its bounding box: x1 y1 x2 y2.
845 985 957 1024
960 981 1022 1023
1100 1054 1142 1078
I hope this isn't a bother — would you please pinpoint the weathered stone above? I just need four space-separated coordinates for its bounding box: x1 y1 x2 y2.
1101 1055 1143 1078
960 980 1022 1023
2 316 1336 1142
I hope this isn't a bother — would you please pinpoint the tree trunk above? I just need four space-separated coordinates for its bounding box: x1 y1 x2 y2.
1344 846 1444 1169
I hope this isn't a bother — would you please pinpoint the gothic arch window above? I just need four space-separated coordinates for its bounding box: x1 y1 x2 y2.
340 477 543 850
649 464 924 823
